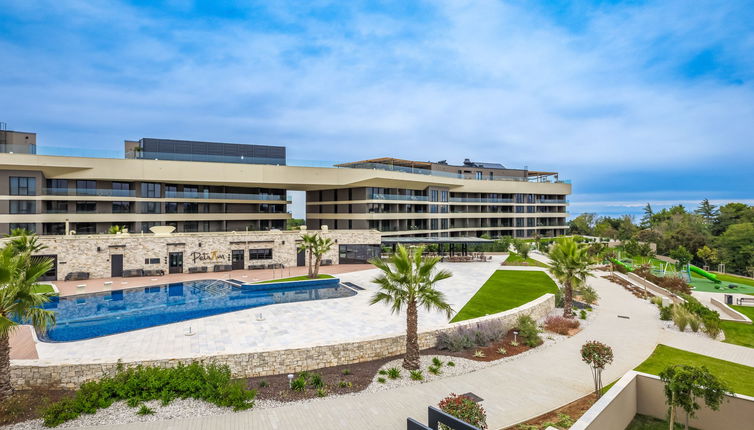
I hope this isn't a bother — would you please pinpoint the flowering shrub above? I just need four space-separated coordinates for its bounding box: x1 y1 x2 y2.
544 315 580 335
438 393 488 430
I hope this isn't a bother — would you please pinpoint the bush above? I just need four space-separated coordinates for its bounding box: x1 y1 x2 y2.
680 294 722 339
659 305 673 321
41 362 255 427
437 320 505 352
650 296 663 306
386 368 401 380
432 357 444 367
438 393 488 430
136 404 154 416
672 306 692 331
689 315 701 332
579 286 599 304
702 315 722 339
516 315 542 347
290 376 307 392
579 309 587 320
410 370 424 381
544 315 580 335
554 288 564 308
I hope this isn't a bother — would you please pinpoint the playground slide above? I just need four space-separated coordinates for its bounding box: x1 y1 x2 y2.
689 264 721 283
609 258 633 272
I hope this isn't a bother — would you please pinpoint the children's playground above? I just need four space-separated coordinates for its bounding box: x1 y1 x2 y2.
610 253 754 295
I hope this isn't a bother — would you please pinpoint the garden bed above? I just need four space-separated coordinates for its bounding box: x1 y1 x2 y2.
0 390 73 426
502 392 596 430
602 274 655 299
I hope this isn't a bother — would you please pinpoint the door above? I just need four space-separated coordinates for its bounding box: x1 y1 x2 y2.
169 252 183 274
297 249 306 267
231 250 244 270
111 254 124 277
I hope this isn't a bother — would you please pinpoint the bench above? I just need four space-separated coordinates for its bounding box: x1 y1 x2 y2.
122 269 144 278
266 263 284 269
65 272 90 281
213 264 233 272
143 269 165 277
248 264 266 270
737 297 754 306
188 266 207 273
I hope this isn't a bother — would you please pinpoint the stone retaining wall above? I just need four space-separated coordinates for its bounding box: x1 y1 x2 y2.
11 294 554 389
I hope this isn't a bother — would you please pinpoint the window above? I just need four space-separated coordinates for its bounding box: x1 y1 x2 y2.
183 202 198 213
526 206 535 213
112 182 131 197
10 223 36 233
45 201 68 213
489 172 494 180
183 221 198 232
165 202 178 213
142 202 161 214
348 219 353 229
440 191 448 202
74 223 96 234
76 201 97 213
441 219 449 229
142 182 161 198
165 185 178 198
430 205 438 213
10 200 36 214
141 222 160 233
76 180 96 196
145 258 161 264
430 190 439 201
515 206 524 213
46 179 68 195
249 248 273 260
10 177 36 196
430 219 439 230
183 186 198 198
112 201 131 213
475 172 482 180
516 218 524 227
338 244 380 264
43 223 65 235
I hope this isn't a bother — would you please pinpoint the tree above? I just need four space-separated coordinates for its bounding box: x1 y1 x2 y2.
7 233 46 255
297 233 318 277
311 235 334 278
568 213 596 236
369 245 453 370
495 236 513 252
580 341 614 399
548 237 593 318
0 244 57 399
107 225 126 234
694 199 718 225
716 223 754 275
640 203 654 229
659 365 730 430
513 239 531 260
670 246 693 271
712 203 754 236
696 246 718 268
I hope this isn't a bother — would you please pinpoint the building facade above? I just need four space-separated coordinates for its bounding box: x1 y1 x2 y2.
0 129 571 239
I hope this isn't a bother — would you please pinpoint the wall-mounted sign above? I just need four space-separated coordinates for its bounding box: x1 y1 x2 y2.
190 251 229 264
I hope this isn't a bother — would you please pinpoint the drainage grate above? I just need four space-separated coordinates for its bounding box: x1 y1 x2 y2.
343 282 365 291
618 315 630 319
460 392 484 403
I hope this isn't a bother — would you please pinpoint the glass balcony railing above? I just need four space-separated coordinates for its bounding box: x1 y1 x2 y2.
449 197 514 203
367 193 429 201
538 199 569 204
43 187 136 197
164 191 288 201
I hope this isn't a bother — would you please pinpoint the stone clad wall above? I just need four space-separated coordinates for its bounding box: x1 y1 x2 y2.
0 229 380 280
11 294 554 389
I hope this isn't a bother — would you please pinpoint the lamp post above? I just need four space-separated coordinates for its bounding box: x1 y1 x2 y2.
513 330 519 344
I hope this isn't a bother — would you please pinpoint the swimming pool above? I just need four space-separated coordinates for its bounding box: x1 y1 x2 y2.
38 278 353 342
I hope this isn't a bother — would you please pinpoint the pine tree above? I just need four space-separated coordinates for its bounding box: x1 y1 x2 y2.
695 199 718 224
639 203 653 229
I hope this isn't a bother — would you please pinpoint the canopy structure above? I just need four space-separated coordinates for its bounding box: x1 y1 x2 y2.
381 236 494 256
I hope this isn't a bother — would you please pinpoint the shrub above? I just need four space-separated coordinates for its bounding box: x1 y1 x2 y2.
689 315 701 332
309 373 324 389
496 347 507 355
650 296 663 306
516 315 543 347
290 376 307 392
554 288 564 307
544 315 580 335
659 304 673 321
579 310 587 320
41 362 255 427
680 294 722 339
410 370 424 381
136 404 154 416
580 286 599 304
437 320 505 351
437 393 488 430
376 377 386 384
672 306 692 332
702 314 722 339
432 357 443 367
316 388 327 397
378 369 387 375
386 368 401 380
258 380 269 388
447 361 455 367
338 381 352 388
341 369 351 376
428 365 442 375
473 350 486 358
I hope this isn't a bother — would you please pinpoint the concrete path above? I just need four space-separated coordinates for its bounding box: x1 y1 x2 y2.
84 270 677 430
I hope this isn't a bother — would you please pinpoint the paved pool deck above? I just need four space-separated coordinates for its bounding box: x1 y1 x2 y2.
13 257 522 365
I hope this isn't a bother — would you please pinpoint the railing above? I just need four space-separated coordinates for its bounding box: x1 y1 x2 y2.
41 187 288 201
368 193 429 201
43 187 136 197
127 151 286 165
538 199 569 204
0 143 36 154
449 197 514 203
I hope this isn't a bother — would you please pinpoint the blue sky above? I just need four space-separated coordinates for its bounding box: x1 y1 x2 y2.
2 0 753 219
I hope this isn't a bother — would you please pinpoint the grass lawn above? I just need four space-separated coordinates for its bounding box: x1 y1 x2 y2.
625 414 698 430
635 345 754 396
502 253 549 268
254 274 334 284
689 274 754 295
450 270 558 322
720 305 754 349
31 284 55 294
713 272 754 288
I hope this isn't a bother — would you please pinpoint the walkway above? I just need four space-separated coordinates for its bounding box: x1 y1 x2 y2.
84 271 676 430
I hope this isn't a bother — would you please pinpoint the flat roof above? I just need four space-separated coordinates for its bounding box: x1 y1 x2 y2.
381 237 494 245
336 157 433 169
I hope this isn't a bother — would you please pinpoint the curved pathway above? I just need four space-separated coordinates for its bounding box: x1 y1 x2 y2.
80 270 706 430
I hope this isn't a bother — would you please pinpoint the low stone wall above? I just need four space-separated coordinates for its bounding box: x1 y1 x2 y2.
11 294 555 389
623 273 683 304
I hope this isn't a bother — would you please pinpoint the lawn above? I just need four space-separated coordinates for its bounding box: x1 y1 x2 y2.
625 414 698 430
502 253 549 268
635 345 754 396
720 305 754 349
31 284 55 294
689 274 754 295
450 270 559 322
253 274 334 284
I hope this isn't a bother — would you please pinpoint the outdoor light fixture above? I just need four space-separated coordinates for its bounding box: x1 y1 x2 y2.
513 330 519 343
288 374 294 387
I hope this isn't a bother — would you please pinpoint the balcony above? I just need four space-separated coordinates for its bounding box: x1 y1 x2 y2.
538 199 569 204
44 187 136 197
449 197 514 203
367 193 429 202
165 191 288 201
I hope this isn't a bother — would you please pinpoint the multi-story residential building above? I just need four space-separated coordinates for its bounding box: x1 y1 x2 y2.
0 129 570 238
307 158 569 238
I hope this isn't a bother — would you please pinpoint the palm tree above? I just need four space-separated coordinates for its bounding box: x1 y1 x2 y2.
514 239 532 260
297 233 318 277
107 225 126 234
0 245 56 399
7 232 46 255
369 245 453 370
548 237 593 318
311 235 334 278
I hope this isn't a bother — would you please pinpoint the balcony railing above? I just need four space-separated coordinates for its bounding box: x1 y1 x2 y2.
41 187 288 201
538 199 569 204
368 193 429 201
43 187 136 197
449 197 514 203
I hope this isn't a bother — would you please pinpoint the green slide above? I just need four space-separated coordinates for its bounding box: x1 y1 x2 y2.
689 264 721 283
609 258 633 272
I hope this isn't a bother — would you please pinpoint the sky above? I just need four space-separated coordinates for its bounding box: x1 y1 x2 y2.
2 0 753 220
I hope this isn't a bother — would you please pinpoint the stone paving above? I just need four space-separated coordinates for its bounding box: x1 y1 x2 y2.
17 257 512 365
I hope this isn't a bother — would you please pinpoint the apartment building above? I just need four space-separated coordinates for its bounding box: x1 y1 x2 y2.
0 129 570 238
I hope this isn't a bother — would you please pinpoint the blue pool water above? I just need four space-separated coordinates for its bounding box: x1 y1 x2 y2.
38 278 353 342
